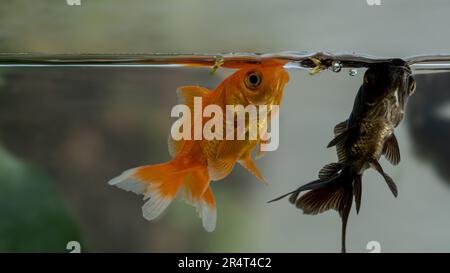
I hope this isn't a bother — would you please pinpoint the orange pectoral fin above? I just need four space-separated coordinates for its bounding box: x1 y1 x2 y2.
238 154 266 183
255 139 269 160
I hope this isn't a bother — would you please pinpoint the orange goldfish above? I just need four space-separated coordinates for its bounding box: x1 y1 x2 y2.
108 62 289 231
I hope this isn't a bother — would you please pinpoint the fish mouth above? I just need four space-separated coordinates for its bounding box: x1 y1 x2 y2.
274 68 290 84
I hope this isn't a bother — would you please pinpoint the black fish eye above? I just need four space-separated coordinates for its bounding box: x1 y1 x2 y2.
363 70 376 85
245 71 262 90
408 77 416 96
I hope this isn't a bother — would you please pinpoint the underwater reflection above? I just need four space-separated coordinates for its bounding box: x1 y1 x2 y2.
407 72 450 185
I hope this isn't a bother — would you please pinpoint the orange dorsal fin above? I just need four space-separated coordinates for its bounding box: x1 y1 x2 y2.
168 134 183 158
176 86 211 110
169 86 209 157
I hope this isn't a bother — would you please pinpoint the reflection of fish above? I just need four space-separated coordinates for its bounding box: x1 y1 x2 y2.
270 61 416 252
407 73 450 184
109 62 289 232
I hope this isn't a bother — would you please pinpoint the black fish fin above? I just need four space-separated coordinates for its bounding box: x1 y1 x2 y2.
318 162 344 180
327 131 348 148
327 125 357 149
285 173 354 253
295 184 344 215
295 176 353 253
334 120 348 136
369 159 398 197
294 175 346 215
383 134 401 166
267 179 327 204
339 190 353 253
267 189 298 204
330 123 356 162
333 121 349 162
288 179 332 204
353 175 362 214
336 143 347 162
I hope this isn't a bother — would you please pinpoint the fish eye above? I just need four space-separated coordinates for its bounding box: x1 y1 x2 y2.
408 77 416 96
245 71 262 90
364 70 376 85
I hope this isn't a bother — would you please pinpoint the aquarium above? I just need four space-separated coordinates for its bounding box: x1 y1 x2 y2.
1 0 450 259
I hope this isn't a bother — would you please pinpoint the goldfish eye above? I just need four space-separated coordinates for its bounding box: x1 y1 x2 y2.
245 71 262 90
408 77 416 96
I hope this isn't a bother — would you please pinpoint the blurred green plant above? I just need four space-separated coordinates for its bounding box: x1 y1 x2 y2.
0 146 83 252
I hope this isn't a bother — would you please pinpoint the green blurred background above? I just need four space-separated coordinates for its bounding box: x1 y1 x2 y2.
0 0 450 252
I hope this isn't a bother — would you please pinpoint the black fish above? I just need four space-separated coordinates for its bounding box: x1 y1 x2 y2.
270 61 416 253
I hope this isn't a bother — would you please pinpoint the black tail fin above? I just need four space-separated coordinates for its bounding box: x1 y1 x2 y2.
268 178 331 204
270 171 356 253
295 174 353 253
294 177 350 215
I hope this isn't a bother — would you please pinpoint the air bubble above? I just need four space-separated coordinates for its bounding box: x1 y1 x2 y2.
349 69 358 76
331 61 342 73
